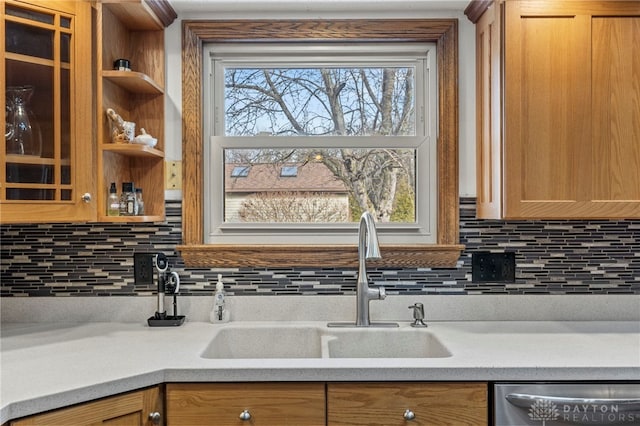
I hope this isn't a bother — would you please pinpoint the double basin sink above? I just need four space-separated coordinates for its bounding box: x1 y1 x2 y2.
201 323 452 359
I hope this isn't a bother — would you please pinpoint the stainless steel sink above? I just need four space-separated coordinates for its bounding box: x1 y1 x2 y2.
201 324 452 359
200 325 324 359
325 328 452 358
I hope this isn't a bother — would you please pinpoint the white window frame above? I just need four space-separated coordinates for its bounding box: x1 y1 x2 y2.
203 42 438 245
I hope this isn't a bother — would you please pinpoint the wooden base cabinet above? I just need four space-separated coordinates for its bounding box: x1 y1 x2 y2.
469 0 640 219
8 382 487 426
166 382 487 426
327 382 487 426
10 386 163 426
166 383 326 426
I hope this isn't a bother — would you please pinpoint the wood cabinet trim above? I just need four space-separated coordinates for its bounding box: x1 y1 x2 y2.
180 19 462 268
144 0 177 28
100 0 176 30
465 0 495 24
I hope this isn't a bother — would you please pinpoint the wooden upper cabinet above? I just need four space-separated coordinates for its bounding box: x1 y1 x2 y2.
1 0 176 224
1 0 94 223
469 0 640 219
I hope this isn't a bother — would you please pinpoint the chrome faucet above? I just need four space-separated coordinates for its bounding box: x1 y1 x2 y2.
329 211 397 327
355 211 384 326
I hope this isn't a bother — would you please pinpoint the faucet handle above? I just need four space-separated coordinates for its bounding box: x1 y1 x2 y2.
408 303 427 327
378 286 386 300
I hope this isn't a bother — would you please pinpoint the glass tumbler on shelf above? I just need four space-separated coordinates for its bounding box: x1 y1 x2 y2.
5 85 43 156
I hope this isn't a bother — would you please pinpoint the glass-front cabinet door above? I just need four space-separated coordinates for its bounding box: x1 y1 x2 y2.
1 0 93 223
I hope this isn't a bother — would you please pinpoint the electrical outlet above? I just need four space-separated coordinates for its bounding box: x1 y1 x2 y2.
472 252 516 283
134 253 155 285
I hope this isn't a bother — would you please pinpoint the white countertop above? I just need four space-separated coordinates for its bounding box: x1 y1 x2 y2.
2 319 639 423
2 295 640 423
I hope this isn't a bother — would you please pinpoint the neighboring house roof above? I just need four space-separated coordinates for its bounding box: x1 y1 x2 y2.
225 162 348 193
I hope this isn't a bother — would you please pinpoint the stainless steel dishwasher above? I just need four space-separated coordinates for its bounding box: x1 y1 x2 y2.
494 383 640 426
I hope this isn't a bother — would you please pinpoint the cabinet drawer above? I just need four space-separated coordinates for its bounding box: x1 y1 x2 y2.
327 382 487 426
166 383 325 426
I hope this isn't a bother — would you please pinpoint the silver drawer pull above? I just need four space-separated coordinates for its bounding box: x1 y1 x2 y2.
239 409 251 421
507 393 640 412
148 412 161 425
403 409 416 420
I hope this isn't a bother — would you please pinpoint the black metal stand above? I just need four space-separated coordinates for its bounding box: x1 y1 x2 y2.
147 254 185 327
147 315 185 327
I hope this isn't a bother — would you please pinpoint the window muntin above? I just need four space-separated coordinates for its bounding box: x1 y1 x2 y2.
205 43 437 244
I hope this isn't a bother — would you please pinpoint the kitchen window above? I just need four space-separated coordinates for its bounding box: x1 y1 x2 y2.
203 43 437 245
178 19 462 268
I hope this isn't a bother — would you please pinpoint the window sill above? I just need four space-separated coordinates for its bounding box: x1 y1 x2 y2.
177 244 465 268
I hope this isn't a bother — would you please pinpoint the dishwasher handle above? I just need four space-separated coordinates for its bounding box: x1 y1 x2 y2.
506 393 640 413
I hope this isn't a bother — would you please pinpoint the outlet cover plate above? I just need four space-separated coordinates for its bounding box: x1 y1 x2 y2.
134 253 155 285
165 160 182 190
471 252 516 283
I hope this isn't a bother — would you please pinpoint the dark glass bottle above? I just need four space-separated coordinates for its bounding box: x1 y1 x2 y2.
119 182 135 216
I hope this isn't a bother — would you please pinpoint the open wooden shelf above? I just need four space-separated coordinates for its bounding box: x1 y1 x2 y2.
97 214 164 223
102 70 164 94
99 0 164 30
101 143 164 158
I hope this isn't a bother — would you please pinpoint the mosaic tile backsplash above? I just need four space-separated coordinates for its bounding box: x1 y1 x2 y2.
1 198 639 297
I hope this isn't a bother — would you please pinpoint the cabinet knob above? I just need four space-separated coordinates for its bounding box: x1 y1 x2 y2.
403 409 416 420
81 192 92 203
148 411 161 425
239 409 252 421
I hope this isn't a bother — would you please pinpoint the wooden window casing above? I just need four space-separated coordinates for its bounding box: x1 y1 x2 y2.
178 19 463 268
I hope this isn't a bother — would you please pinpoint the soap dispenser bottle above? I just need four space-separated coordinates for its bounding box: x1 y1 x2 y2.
107 182 120 216
210 274 230 323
